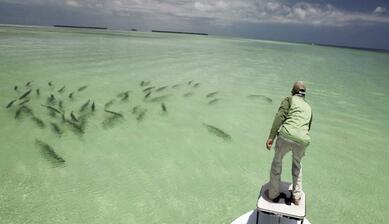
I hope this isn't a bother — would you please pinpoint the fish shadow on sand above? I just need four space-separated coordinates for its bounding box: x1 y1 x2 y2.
203 123 232 142
35 139 66 167
247 94 273 103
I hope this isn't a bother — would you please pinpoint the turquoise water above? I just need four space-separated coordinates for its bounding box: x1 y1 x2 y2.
0 26 389 224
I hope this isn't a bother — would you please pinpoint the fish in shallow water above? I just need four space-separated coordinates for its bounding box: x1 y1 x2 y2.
208 98 219 105
203 123 232 142
14 85 18 91
6 99 16 108
193 83 200 88
91 101 95 111
155 86 168 92
41 104 62 115
247 94 273 103
143 86 155 92
58 86 66 93
144 91 152 99
35 139 65 165
136 110 147 121
36 88 40 96
77 85 88 92
68 92 74 99
188 80 193 85
25 81 32 87
161 102 167 112
104 99 115 109
70 111 79 122
117 90 129 98
19 98 30 105
140 80 151 87
172 84 180 88
121 92 129 101
206 91 218 98
19 89 32 100
47 94 55 103
104 109 123 117
48 81 53 87
79 99 91 112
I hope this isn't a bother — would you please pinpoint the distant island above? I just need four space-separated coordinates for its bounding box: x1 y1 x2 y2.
152 30 208 36
53 25 107 30
313 43 389 53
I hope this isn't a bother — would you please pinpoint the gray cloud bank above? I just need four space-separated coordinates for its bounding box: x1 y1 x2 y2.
1 0 389 49
2 0 389 26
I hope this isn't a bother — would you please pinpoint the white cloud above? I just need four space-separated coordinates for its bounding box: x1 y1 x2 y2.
9 0 389 27
373 6 386 14
65 0 80 7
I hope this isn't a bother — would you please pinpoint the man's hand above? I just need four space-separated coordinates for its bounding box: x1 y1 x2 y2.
266 138 273 150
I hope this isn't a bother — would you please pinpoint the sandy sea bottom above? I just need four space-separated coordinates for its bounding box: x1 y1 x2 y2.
0 26 389 224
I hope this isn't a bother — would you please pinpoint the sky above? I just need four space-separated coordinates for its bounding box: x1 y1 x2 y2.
1 0 389 50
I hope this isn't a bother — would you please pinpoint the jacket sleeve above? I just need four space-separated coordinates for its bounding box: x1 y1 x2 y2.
268 97 291 140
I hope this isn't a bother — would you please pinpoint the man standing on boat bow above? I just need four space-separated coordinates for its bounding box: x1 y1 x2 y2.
266 81 312 206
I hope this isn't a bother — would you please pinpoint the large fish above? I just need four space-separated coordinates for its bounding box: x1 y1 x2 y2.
19 89 32 100
208 98 219 105
19 98 30 105
144 92 152 99
161 103 167 112
6 99 16 108
104 109 123 117
41 104 62 115
143 86 155 92
104 99 115 109
121 92 129 101
206 91 218 98
77 85 88 92
35 139 66 165
155 86 168 92
203 123 232 142
47 94 55 103
136 110 147 121
91 101 95 111
79 99 90 112
140 80 151 87
70 111 79 122
58 86 66 93
68 92 74 99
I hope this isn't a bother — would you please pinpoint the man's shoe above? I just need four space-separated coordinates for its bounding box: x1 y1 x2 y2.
292 197 301 206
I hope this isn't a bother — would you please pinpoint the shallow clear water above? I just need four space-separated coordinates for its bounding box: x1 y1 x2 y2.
0 26 389 224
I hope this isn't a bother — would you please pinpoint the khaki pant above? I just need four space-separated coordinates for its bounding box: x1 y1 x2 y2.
269 135 306 200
